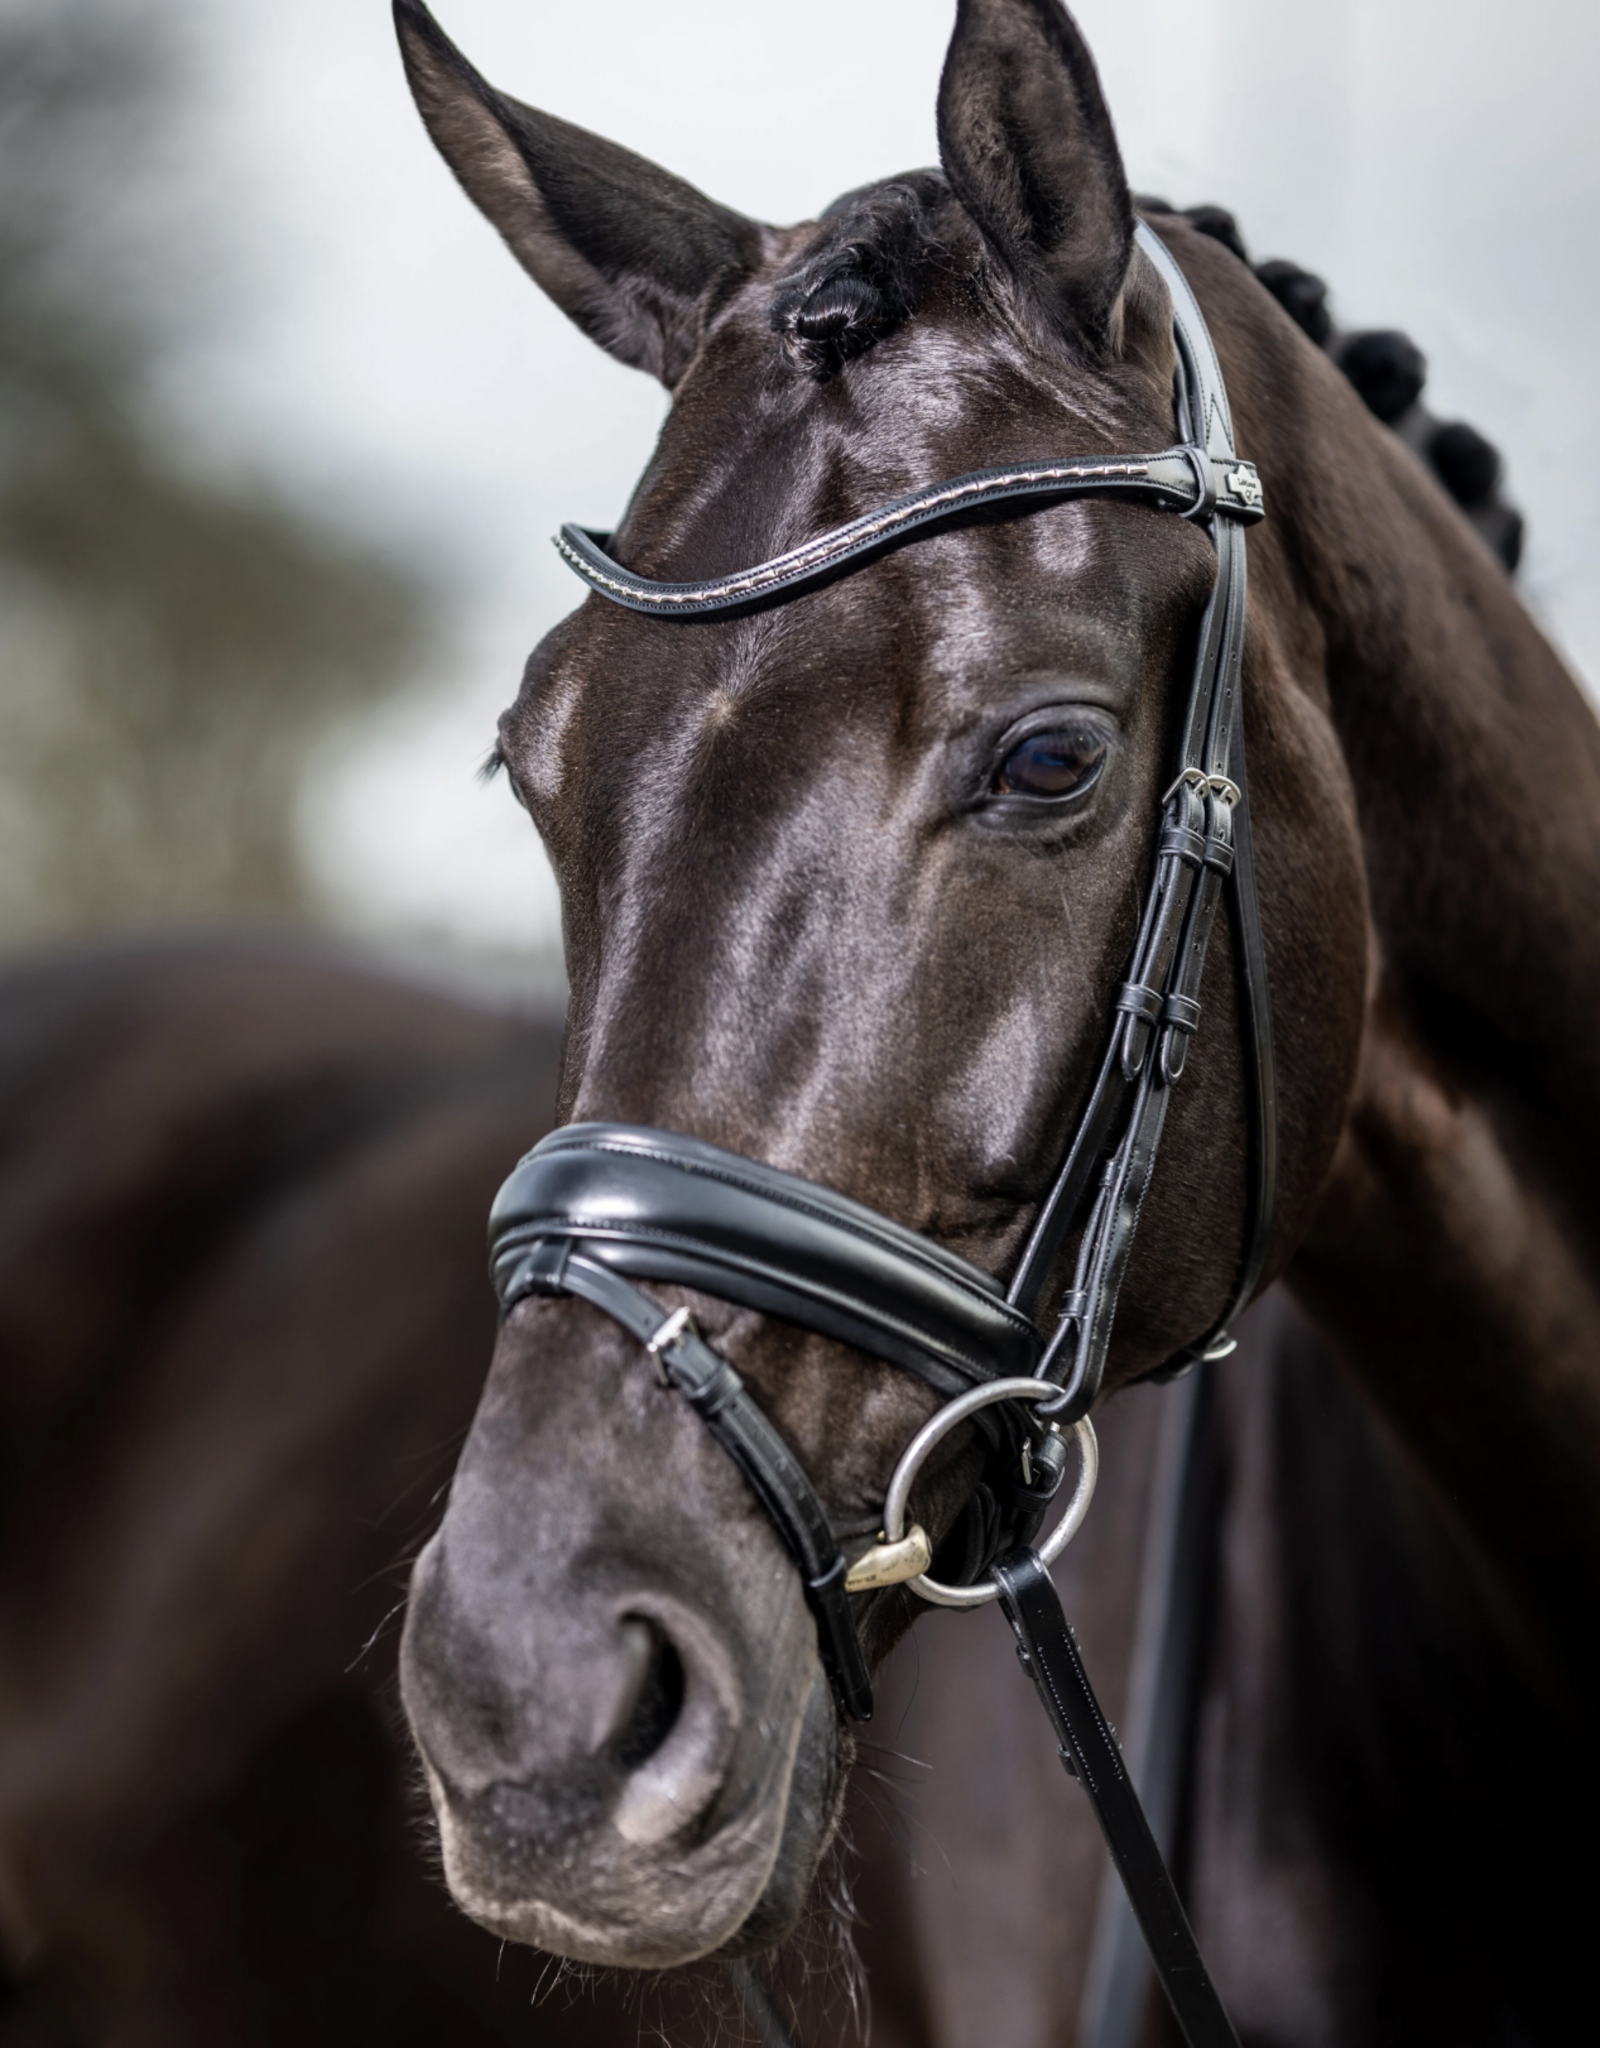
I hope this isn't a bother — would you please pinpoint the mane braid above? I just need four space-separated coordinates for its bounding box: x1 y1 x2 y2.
1144 198 1526 573
770 173 948 381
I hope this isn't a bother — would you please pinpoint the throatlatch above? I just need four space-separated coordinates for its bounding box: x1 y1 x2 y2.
489 222 1264 2048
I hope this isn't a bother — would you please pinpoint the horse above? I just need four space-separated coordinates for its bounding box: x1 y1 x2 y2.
384 0 1600 2041
4 0 1598 2039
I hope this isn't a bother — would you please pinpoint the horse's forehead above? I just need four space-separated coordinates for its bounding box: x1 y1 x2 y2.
562 498 1163 683
514 285 1196 802
669 298 1157 493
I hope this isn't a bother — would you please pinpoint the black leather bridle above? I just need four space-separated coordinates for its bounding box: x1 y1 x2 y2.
487 222 1266 2048
490 218 1274 1701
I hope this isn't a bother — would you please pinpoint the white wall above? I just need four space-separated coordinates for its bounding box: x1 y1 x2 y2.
162 0 1600 959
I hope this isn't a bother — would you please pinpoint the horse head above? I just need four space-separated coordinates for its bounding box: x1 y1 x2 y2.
393 0 1368 1971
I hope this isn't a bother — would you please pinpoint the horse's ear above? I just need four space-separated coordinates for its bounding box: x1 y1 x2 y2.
393 0 764 387
937 0 1134 361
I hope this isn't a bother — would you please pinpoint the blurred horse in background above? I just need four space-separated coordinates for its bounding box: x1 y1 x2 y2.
0 938 585 2043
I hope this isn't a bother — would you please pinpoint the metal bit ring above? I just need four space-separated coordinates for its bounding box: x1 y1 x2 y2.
881 1378 1099 1610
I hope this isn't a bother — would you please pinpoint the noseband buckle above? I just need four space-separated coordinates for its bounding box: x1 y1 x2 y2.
645 1304 699 1385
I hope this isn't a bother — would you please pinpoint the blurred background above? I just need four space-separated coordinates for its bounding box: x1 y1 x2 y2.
1 0 1595 1000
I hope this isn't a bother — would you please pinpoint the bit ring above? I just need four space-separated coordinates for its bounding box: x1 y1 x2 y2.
880 1378 1098 1610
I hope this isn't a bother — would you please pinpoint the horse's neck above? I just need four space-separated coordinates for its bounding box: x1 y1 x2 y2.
1192 1293 1593 2034
1298 394 1600 1117
1262 346 1600 1693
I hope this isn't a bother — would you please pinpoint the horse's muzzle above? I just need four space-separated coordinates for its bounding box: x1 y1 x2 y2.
397 1307 832 1968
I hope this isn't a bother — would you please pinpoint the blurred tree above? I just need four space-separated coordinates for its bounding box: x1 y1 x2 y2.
0 0 434 942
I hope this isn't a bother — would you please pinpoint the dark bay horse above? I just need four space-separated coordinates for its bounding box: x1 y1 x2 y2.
387 0 1600 2038
4 0 1599 2041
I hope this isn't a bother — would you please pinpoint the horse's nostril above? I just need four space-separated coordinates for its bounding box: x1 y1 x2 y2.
611 1619 686 1772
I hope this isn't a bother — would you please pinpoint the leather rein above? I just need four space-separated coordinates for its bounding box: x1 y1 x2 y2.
485 224 1272 2048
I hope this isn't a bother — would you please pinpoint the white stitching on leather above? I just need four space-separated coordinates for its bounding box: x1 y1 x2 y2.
556 456 1177 611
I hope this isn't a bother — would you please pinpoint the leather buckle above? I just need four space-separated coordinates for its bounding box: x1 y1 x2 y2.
645 1304 699 1385
1163 768 1240 807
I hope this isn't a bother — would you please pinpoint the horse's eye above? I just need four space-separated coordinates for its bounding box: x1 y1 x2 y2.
995 728 1107 800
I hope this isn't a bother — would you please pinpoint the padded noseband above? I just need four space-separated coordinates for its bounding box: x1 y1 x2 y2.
492 1125 1042 1395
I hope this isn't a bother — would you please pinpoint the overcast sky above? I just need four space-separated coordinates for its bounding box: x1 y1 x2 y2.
151 0 1600 960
